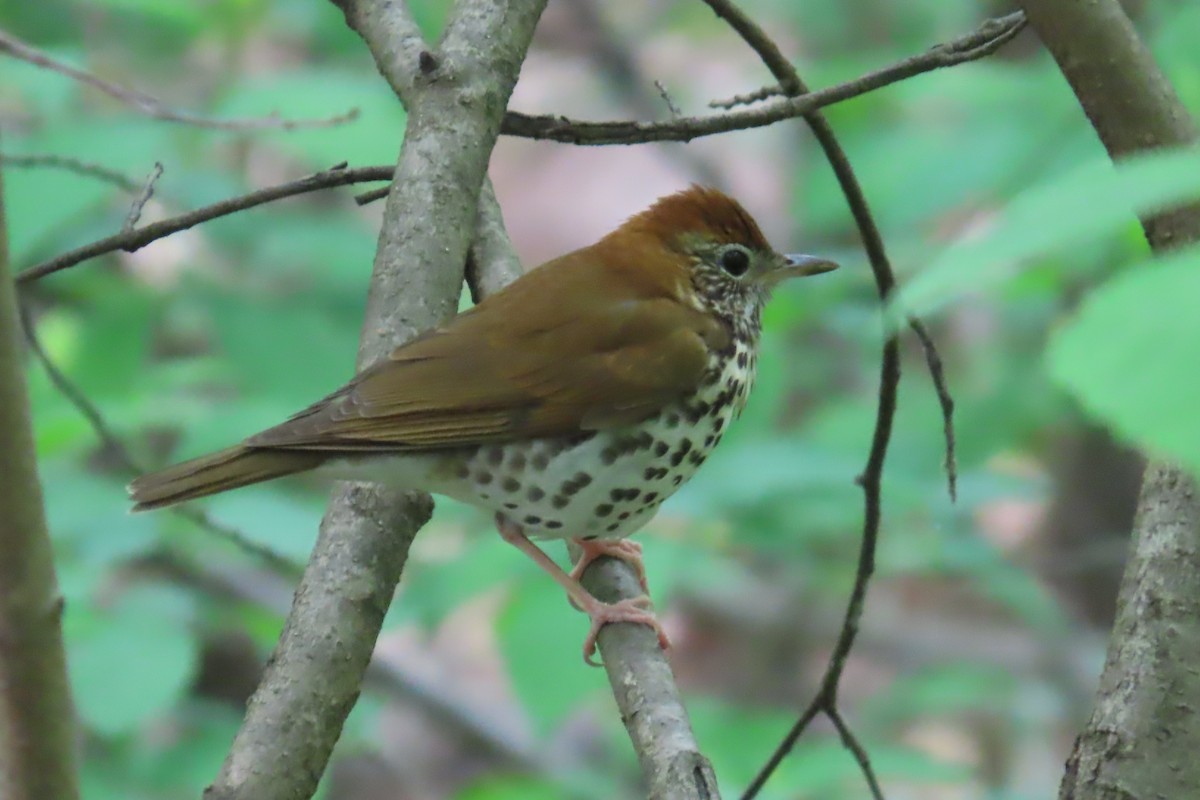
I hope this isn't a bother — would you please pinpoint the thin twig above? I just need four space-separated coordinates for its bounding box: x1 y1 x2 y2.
17 303 302 577
826 708 886 800
0 153 144 192
17 164 393 283
123 162 164 232
709 85 781 110
691 2 984 798
500 12 1026 145
653 79 682 118
0 28 359 131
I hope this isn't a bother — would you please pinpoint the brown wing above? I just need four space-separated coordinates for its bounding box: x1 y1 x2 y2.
246 248 728 452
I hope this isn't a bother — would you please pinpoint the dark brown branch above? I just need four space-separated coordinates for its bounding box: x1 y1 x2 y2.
500 12 1025 145
17 164 393 283
0 153 143 192
0 28 358 131
692 2 976 797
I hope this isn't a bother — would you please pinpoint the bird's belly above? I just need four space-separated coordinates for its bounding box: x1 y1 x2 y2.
439 351 755 540
323 347 755 541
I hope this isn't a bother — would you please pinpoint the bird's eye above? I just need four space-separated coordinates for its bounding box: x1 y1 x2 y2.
719 246 751 277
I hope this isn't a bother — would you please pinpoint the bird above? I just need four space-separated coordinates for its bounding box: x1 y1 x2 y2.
129 186 837 665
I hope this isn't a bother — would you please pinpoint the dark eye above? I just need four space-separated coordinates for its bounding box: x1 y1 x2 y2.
719 247 751 277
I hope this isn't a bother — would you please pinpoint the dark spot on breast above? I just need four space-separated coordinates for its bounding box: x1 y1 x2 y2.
643 492 658 503
644 467 659 480
672 475 683 486
486 447 505 465
600 446 619 465
531 453 549 471
654 441 669 457
544 520 562 530
713 417 726 433
737 351 748 368
509 453 526 471
635 431 654 449
524 515 542 525
704 434 715 447
455 464 470 479
595 504 613 517
618 512 630 520
501 477 521 492
665 413 681 428
475 470 493 485
689 451 706 466
606 522 621 532
527 487 545 502
582 534 598 541
567 431 596 446
551 495 570 509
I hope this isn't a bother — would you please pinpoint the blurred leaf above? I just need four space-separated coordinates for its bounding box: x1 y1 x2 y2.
894 145 1200 323
455 777 561 800
66 587 199 736
216 69 406 167
1048 250 1200 478
866 663 1017 724
497 573 606 734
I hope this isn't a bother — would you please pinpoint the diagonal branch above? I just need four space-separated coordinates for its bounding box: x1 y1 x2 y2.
0 28 358 131
203 2 548 798
499 12 1024 146
17 164 393 283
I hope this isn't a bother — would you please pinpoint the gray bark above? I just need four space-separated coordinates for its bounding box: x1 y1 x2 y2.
205 2 547 798
1015 2 1200 798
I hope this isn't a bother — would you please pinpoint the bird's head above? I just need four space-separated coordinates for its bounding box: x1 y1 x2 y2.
606 186 837 338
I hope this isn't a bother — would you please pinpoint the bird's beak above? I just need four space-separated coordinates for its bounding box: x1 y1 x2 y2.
763 253 838 286
783 254 839 277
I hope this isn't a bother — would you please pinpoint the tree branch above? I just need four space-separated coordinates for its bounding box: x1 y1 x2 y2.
17 164 393 283
0 153 80 800
203 1 548 798
0 28 358 131
499 12 1024 146
1011 3 1200 799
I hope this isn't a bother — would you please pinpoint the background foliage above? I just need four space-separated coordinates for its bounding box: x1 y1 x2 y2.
3 0 1199 797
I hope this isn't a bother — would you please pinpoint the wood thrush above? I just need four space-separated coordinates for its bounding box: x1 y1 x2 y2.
129 186 836 664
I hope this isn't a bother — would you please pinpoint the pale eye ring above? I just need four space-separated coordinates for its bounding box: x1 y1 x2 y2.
719 245 751 277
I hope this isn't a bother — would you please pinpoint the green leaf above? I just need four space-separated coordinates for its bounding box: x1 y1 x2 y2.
1048 249 1200 478
497 571 607 734
892 145 1200 324
66 589 199 736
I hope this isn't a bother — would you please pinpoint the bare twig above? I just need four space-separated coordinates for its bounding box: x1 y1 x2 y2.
654 80 682 118
123 162 163 232
16 304 302 577
500 12 1025 145
0 153 143 192
17 164 393 283
0 28 358 131
688 1 983 797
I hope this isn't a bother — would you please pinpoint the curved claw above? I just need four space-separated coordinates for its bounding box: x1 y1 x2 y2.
580 595 671 667
569 538 650 594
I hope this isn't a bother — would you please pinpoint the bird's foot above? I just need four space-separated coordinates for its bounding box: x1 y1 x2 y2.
568 538 649 594
575 593 670 667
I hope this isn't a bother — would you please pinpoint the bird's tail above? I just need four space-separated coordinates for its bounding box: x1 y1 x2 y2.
128 445 323 511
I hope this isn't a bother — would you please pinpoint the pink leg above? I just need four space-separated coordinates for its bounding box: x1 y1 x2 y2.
495 514 669 666
569 538 650 594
